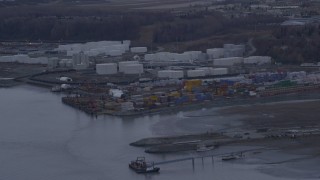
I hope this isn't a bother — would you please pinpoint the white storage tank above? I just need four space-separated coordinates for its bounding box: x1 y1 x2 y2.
130 47 147 53
206 48 224 59
109 50 123 57
144 54 155 61
174 53 190 62
67 50 80 57
96 63 118 75
35 57 48 65
223 44 235 49
196 67 214 76
85 49 100 57
119 61 139 72
183 51 202 61
223 44 245 58
123 43 130 51
211 68 228 75
66 61 73 68
109 44 126 53
59 59 71 68
224 48 243 58
14 54 30 63
213 57 243 66
155 52 171 61
59 60 66 68
234 44 245 52
244 56 271 65
158 70 184 79
122 40 131 45
0 56 13 63
123 64 144 74
187 70 206 78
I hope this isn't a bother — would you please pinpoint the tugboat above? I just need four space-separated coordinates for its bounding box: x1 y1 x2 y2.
221 154 237 161
222 152 244 161
129 157 160 173
196 144 215 152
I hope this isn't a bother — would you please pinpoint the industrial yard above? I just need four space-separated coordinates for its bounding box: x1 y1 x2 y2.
1 39 320 116
1 0 320 180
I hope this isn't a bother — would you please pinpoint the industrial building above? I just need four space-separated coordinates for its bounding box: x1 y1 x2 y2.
72 52 89 69
55 40 131 57
0 54 48 64
96 63 118 75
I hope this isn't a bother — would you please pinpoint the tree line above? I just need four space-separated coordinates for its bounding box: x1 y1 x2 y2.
254 24 320 64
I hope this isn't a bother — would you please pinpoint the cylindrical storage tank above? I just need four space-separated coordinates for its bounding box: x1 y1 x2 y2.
213 57 243 66
130 47 147 53
211 68 228 75
66 61 73 68
59 59 69 68
36 57 48 65
0 56 13 62
156 52 171 61
170 70 184 79
158 70 170 78
14 54 29 63
244 56 258 64
244 56 271 65
196 67 214 76
123 44 130 51
234 44 245 53
96 63 118 75
144 54 155 61
109 44 126 51
109 50 123 57
91 49 100 56
23 58 32 64
206 48 225 59
228 48 244 57
122 40 131 45
173 53 190 62
183 51 202 61
119 61 139 72
123 64 144 74
187 70 206 78
67 50 79 57
48 58 59 68
223 44 235 49
58 61 65 68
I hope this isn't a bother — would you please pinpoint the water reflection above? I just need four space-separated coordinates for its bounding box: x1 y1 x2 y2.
0 85 306 180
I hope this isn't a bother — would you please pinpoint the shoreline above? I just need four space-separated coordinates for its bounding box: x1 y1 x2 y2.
129 99 320 178
71 92 320 117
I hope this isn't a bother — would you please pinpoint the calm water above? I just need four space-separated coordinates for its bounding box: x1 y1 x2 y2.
0 85 295 180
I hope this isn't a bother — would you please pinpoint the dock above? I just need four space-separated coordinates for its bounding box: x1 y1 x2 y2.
153 147 273 168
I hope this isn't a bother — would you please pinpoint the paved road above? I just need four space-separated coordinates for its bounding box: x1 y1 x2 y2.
247 38 257 56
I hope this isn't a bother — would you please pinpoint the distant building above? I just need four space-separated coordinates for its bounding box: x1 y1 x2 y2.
281 16 320 26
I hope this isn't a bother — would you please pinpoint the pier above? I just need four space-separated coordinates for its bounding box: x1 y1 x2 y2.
154 147 273 168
